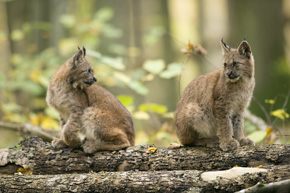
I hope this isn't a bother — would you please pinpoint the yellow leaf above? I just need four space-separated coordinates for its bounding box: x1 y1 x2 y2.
29 69 42 83
265 127 274 139
30 113 59 129
41 116 59 129
147 147 157 153
233 165 239 168
256 165 262 168
271 109 289 120
17 167 33 175
89 170 94 174
99 171 105 173
30 114 43 126
265 99 275 105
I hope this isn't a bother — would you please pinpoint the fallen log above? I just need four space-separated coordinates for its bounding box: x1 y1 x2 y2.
0 137 289 175
0 165 289 193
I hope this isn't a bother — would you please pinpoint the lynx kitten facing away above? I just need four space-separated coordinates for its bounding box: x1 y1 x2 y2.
174 39 255 151
46 47 135 153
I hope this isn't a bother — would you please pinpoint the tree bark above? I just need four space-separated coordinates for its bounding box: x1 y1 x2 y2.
0 137 289 175
0 165 289 193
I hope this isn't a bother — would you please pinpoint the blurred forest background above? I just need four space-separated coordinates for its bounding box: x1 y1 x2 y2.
0 0 289 148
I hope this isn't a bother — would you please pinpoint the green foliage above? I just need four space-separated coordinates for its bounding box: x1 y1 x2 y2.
247 130 267 144
128 81 149 96
143 59 165 74
246 97 289 144
139 103 168 114
142 26 166 46
160 63 184 79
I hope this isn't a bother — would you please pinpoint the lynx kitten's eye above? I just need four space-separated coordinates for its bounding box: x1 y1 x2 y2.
233 60 239 66
87 68 92 73
223 63 227 67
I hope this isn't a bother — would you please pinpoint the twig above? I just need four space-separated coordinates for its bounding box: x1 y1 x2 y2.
237 179 290 193
252 96 272 124
244 109 268 131
0 121 60 142
272 89 290 125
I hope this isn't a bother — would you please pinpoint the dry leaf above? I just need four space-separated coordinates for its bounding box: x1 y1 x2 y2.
181 40 207 56
17 167 33 175
147 147 157 153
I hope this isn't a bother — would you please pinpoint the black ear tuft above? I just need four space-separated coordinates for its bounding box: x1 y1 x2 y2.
83 46 86 57
244 35 247 41
220 38 230 55
221 38 230 49
78 46 81 50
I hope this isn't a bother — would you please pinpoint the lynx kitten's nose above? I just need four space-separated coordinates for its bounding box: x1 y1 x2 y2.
227 72 238 79
93 77 97 82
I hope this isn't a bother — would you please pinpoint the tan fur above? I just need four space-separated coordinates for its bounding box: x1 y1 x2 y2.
46 47 135 153
174 39 255 151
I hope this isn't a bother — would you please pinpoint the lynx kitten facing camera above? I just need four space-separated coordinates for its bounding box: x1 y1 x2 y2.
46 47 135 153
174 39 255 151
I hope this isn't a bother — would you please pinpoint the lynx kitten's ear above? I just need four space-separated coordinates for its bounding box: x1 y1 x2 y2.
69 47 85 67
238 40 251 58
220 38 230 55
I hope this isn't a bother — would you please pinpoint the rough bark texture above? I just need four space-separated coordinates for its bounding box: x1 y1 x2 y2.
0 137 289 175
0 165 289 193
0 137 289 192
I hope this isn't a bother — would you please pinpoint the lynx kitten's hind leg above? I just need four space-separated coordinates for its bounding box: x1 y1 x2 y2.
82 138 131 153
194 137 219 148
175 103 205 146
176 124 198 146
82 128 131 153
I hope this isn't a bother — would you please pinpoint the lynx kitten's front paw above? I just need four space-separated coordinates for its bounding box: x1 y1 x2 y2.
52 138 68 148
239 138 255 146
82 140 97 154
219 138 240 151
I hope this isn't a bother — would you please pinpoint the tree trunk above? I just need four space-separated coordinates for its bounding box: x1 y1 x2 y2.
0 165 289 193
0 137 289 175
